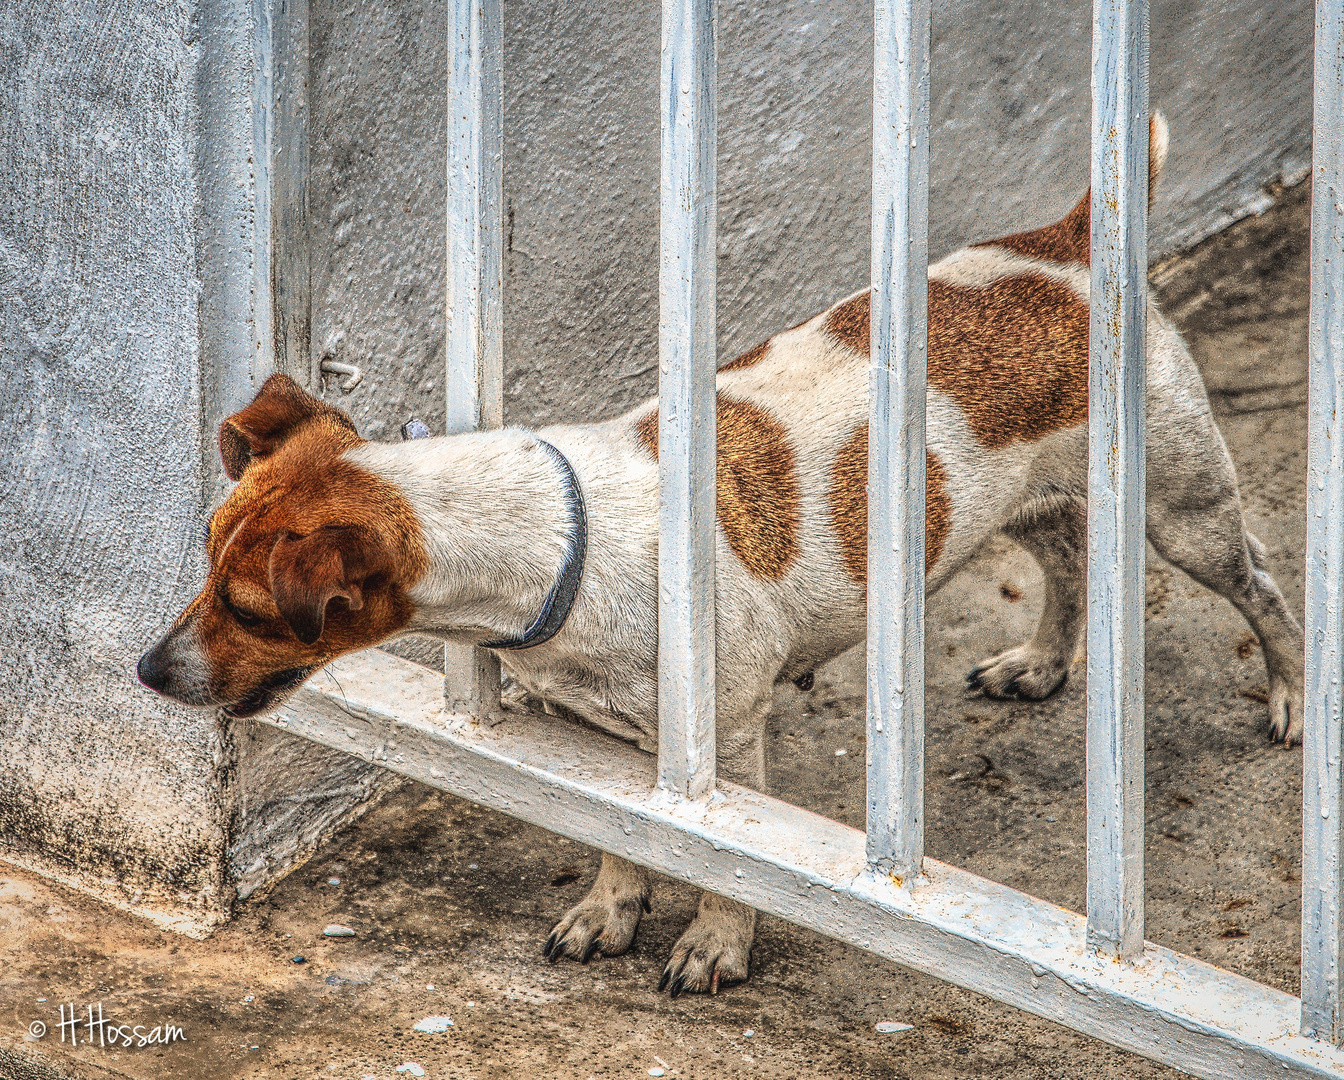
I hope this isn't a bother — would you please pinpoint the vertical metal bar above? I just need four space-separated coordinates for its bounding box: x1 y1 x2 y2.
657 0 717 799
445 0 504 718
1302 0 1344 1044
272 0 311 384
866 0 930 880
250 0 277 378
1086 0 1148 961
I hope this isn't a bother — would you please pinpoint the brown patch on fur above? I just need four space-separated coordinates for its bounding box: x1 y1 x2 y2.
164 381 429 714
219 373 358 480
977 112 1167 266
634 397 801 579
989 192 1093 265
823 293 871 355
822 278 1090 449
720 339 771 372
828 428 950 586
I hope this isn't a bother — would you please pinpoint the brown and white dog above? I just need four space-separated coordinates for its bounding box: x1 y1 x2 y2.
139 114 1303 996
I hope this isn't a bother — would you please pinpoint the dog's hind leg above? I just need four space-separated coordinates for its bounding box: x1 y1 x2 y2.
543 854 652 964
1145 420 1304 743
969 497 1087 700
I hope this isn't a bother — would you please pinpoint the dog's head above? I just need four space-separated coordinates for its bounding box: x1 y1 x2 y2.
137 374 427 717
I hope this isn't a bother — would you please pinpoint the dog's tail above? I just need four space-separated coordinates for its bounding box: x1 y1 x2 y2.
982 110 1167 266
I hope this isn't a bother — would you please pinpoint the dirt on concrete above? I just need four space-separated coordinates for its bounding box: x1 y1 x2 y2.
0 181 1315 1080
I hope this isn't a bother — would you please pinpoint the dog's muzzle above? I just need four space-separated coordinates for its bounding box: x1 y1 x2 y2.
137 627 215 706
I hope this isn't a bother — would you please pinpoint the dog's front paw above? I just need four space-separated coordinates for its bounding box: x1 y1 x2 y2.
1269 676 1303 746
967 645 1070 701
544 893 649 965
657 910 752 997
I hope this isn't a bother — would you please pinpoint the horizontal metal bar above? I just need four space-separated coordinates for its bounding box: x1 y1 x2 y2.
268 649 1344 1080
867 0 930 880
657 0 717 799
1301 0 1344 1045
1087 0 1149 962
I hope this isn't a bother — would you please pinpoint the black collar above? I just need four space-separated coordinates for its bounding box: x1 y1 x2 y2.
401 421 587 651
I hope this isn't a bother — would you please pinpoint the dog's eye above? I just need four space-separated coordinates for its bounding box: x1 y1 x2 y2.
225 597 263 628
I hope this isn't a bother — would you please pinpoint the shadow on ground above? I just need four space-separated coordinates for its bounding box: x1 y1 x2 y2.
0 182 1313 1079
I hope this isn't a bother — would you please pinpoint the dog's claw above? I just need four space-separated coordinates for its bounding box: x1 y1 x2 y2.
642 896 652 914
580 939 600 965
657 968 671 993
669 973 687 999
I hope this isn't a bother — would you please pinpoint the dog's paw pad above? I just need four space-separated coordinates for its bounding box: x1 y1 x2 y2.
1268 679 1303 746
967 646 1069 701
658 920 750 997
543 895 648 965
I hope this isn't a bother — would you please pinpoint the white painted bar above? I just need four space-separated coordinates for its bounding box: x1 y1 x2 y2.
657 0 717 799
265 648 1344 1080
444 0 504 718
867 0 930 880
1086 0 1148 962
1302 0 1344 1045
256 0 312 384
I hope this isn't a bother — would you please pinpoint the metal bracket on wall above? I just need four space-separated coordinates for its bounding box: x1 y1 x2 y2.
319 354 363 392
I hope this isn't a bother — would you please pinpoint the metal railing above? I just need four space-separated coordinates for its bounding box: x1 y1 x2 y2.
256 0 1344 1075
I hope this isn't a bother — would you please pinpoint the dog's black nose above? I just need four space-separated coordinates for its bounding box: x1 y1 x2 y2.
137 649 169 693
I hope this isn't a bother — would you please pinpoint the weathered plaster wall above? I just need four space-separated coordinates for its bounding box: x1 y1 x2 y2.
0 0 400 934
308 0 1313 438
0 0 234 931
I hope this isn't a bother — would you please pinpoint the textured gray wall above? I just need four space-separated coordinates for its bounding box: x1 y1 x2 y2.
309 0 1313 439
0 0 397 933
0 0 234 929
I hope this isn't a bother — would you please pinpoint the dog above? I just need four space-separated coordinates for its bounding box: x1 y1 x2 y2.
139 113 1304 996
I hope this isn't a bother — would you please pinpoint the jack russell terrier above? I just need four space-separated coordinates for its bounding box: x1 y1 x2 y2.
139 114 1303 996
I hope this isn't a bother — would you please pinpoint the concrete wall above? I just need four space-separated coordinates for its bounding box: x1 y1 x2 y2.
309 0 1313 437
0 0 401 934
0 0 1315 932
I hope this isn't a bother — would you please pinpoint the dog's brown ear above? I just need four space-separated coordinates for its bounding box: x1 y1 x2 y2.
269 527 388 645
219 374 357 481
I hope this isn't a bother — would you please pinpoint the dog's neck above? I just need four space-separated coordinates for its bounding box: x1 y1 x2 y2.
346 430 574 646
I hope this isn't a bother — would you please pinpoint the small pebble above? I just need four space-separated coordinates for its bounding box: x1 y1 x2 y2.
36 998 46 1003
291 955 306 964
835 748 847 756
396 1065 426 1077
466 1001 476 1008
324 924 356 937
243 994 254 1003
426 983 436 991
328 877 341 886
413 1015 454 1033
468 864 478 870
250 1046 259 1050
1046 816 1058 823
743 1029 754 1037
649 1070 665 1078
875 1021 914 1034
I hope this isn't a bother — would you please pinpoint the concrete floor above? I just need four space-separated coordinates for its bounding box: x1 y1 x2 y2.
0 181 1315 1080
